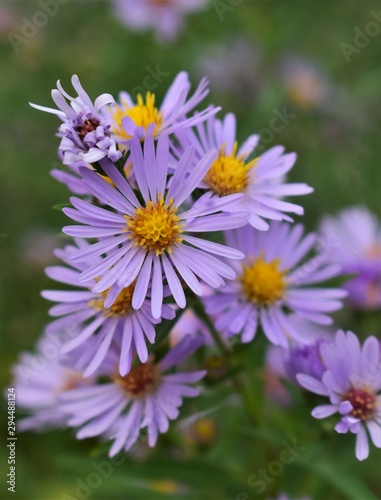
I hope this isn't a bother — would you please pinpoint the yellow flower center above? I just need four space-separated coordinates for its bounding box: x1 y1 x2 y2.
89 283 136 317
240 256 287 305
126 197 183 255
111 92 163 140
204 143 257 196
114 361 158 397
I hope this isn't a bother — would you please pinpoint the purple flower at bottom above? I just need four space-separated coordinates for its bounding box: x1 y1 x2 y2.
31 75 122 166
297 330 381 461
320 206 381 310
59 335 206 457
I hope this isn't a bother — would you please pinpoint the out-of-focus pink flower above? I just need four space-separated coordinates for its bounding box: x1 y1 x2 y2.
282 56 333 111
112 0 209 42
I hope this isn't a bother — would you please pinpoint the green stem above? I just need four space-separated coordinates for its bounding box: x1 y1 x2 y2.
192 296 259 424
192 298 231 358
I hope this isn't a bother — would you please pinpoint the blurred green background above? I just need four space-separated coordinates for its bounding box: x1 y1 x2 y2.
0 0 380 499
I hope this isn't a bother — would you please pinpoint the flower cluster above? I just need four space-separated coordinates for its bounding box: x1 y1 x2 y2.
11 73 380 463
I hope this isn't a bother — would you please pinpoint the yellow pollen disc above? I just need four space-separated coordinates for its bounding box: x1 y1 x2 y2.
114 362 158 398
126 197 183 256
240 256 287 306
89 283 136 317
204 142 257 196
111 92 163 140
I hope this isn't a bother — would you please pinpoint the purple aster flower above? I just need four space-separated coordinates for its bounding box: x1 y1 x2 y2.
42 239 175 377
297 330 381 461
264 318 332 404
30 75 122 166
175 113 313 230
112 0 208 42
320 206 381 310
59 334 206 457
109 72 218 142
204 222 347 347
284 338 327 384
62 135 247 319
12 335 95 431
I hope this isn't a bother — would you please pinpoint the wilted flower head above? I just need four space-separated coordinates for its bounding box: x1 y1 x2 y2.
297 330 381 461
175 113 313 230
320 206 381 310
112 0 208 42
31 75 122 166
205 222 346 347
59 335 206 456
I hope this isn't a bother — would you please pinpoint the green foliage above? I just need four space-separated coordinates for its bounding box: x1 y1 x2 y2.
1 0 380 499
